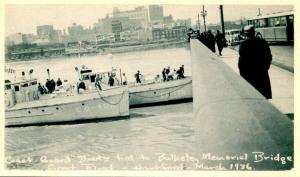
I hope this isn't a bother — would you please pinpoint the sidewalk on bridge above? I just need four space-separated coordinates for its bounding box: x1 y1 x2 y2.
219 47 294 115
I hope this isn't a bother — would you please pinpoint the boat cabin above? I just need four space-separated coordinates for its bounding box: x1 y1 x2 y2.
5 78 39 108
79 68 121 90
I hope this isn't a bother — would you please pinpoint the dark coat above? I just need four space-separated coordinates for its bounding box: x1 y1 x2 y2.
238 37 272 99
206 33 216 52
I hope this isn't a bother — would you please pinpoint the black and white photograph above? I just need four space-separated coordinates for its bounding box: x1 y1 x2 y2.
2 1 295 173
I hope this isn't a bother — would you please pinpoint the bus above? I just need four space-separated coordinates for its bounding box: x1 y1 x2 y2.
247 10 293 42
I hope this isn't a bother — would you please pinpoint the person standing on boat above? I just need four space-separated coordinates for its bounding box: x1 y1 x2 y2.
166 66 171 81
78 79 86 94
56 78 62 87
180 65 185 78
135 70 142 83
95 74 102 90
108 73 115 86
122 73 127 85
45 79 51 93
50 79 56 93
162 68 167 81
38 83 44 95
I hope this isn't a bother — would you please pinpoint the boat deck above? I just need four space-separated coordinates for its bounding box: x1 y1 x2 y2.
6 86 126 111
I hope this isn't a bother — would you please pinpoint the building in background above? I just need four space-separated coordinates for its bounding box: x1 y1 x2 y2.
96 33 116 44
5 33 23 45
120 29 152 41
22 34 37 44
152 26 187 41
37 25 54 40
112 6 149 29
111 20 122 41
148 5 163 23
68 23 96 42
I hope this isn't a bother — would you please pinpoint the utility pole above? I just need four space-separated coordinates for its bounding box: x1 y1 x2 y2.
258 8 262 16
219 5 225 35
201 5 207 32
197 13 201 32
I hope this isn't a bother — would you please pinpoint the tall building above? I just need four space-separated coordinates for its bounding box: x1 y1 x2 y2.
68 23 96 42
37 25 54 40
148 5 163 22
94 16 143 35
111 20 122 41
112 6 149 29
49 30 62 43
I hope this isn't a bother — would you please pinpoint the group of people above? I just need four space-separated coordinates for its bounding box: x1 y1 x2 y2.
188 28 226 56
38 78 64 95
188 25 273 99
133 65 185 84
94 71 128 91
161 65 185 82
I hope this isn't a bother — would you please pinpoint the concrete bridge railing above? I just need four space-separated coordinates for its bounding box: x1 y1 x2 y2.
190 39 293 170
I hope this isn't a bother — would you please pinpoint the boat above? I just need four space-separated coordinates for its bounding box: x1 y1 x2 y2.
4 70 129 127
128 76 193 107
77 67 193 108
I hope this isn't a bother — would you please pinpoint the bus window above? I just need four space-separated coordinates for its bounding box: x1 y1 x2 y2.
280 16 287 26
269 18 275 27
259 19 267 27
275 17 280 26
248 20 253 25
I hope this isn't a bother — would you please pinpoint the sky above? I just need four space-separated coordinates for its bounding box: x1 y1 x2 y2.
5 4 293 36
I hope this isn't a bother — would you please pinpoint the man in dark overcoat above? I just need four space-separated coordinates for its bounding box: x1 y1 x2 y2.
238 25 272 99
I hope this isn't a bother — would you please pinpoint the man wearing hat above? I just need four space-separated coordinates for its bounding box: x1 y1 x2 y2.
238 25 272 99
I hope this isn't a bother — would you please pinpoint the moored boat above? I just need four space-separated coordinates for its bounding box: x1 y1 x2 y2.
5 73 129 127
128 76 193 107
64 66 193 109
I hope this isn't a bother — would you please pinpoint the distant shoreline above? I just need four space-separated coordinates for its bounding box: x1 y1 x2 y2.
6 40 188 63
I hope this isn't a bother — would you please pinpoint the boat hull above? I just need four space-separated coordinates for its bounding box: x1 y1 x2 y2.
5 86 129 127
129 77 192 107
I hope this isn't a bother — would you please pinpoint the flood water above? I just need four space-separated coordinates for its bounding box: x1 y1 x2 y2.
5 47 198 170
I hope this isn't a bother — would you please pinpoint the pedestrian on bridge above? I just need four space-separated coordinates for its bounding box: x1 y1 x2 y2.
238 25 272 99
215 30 225 56
206 30 216 53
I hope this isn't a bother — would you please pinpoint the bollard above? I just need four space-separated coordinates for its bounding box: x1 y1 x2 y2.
190 39 293 170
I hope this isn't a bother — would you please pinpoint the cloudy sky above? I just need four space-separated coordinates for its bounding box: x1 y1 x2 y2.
5 4 293 36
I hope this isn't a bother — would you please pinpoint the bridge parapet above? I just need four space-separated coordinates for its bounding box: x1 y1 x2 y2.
190 39 293 170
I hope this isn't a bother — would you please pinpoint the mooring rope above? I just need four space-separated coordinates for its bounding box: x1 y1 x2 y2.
96 88 126 105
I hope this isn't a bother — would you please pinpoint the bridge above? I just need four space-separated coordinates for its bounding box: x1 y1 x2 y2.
190 39 293 170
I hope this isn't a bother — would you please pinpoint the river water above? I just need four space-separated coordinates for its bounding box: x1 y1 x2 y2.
5 47 199 170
